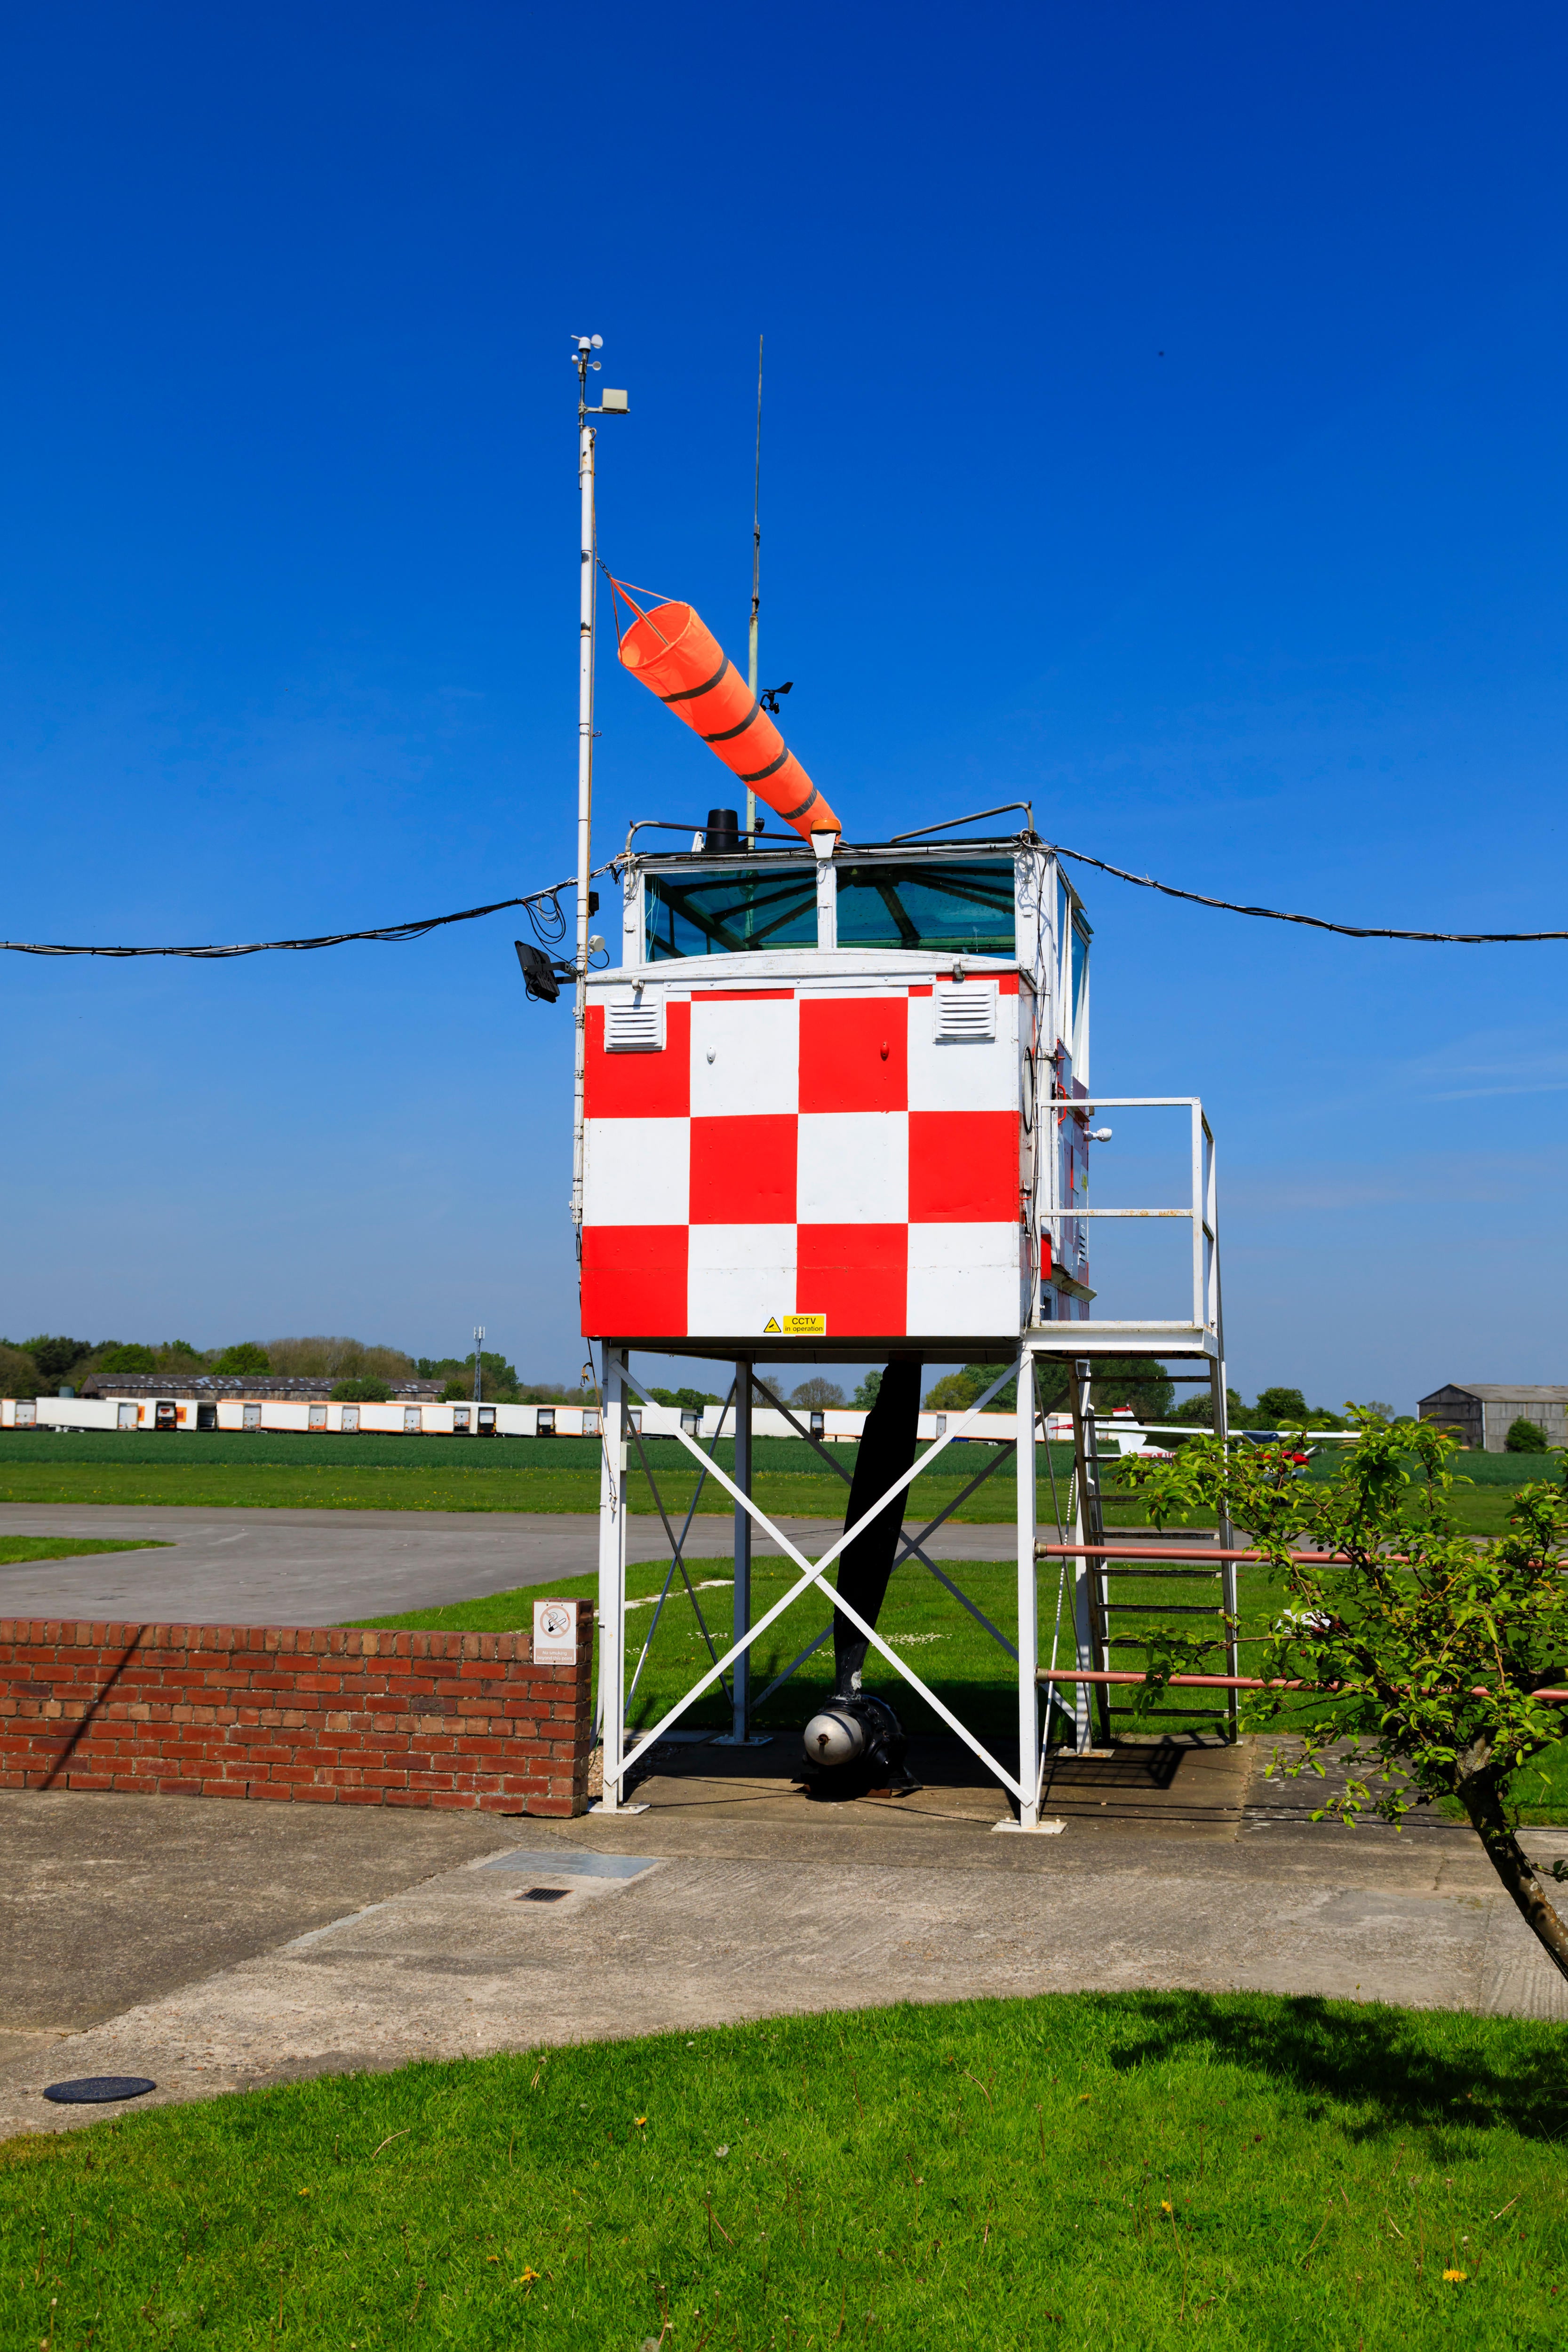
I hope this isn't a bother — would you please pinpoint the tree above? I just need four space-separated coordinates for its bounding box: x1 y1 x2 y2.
215 1343 271 1375
924 1363 1018 1412
22 1335 91 1386
1176 1384 1345 1433
790 1377 845 1409
1118 1413 1568 1979
1507 1418 1550 1454
648 1385 722 1412
923 1355 1173 1420
852 1369 883 1410
271 1336 413 1380
417 1349 520 1401
1253 1385 1310 1427
332 1375 391 1403
1170 1386 1245 1429
0 1343 40 1397
97 1343 157 1372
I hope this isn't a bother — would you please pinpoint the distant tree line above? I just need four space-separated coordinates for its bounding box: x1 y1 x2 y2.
0 1332 549 1406
0 1335 1396 1438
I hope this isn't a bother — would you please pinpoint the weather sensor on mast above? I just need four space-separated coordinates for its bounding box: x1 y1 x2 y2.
570 335 628 1232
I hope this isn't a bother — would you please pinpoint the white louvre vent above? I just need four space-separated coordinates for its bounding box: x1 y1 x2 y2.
932 980 997 1042
605 989 665 1053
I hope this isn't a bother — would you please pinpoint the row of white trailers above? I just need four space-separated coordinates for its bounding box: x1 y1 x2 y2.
0 1391 1160 1453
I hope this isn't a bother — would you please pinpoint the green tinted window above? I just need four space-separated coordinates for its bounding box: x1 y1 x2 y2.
835 860 1015 955
645 866 819 960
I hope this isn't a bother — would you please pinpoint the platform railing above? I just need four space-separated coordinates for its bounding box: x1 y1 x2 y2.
1039 1094 1218 1345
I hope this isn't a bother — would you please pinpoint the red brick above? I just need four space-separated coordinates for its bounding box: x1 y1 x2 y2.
0 1612 590 1813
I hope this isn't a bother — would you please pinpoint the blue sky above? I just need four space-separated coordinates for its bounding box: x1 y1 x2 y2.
2 0 1565 1409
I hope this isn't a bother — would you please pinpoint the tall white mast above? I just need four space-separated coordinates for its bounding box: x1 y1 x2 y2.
746 335 763 843
570 336 627 1232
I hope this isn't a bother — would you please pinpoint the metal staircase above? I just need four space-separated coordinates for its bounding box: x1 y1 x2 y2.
1060 1360 1239 1747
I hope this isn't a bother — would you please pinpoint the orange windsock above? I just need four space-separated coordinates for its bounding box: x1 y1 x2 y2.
617 599 841 841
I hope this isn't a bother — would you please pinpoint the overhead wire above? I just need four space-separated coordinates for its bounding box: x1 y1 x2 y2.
1041 840 1568 944
3 835 1567 958
0 866 619 959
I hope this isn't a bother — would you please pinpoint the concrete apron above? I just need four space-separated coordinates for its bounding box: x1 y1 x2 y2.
3 1738 1567 2140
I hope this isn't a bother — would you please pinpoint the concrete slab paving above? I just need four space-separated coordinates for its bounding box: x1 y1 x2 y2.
3 1741 1566 2142
0 1790 521 2071
0 1504 1036 1624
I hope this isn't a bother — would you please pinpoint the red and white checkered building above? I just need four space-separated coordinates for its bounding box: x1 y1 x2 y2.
581 967 1036 1346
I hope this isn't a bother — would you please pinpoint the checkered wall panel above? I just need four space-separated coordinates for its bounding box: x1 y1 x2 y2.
581 979 1027 1341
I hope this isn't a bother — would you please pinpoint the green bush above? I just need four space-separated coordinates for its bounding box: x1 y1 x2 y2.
1505 1416 1549 1453
330 1375 392 1403
97 1342 157 1372
215 1342 271 1375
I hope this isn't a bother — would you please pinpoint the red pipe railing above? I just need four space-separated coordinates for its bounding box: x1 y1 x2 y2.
1037 1544 1403 1565
1037 1668 1568 1700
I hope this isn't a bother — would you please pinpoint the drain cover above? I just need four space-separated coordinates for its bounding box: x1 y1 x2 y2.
517 1887 571 1904
43 2076 156 2106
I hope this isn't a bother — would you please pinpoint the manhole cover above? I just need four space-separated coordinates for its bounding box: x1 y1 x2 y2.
517 1887 571 1904
43 2076 156 2105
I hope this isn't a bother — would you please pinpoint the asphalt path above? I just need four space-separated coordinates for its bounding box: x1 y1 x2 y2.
0 1504 1060 1626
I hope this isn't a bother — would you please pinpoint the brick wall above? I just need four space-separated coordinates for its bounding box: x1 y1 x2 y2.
0 1615 595 1816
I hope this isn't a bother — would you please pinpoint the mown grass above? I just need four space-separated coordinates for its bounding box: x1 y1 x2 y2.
0 1535 170 1567
0 1430 1071 1528
351 1551 1360 1741
0 1430 1536 1533
2 1992 1565 2349
359 1551 1568 1825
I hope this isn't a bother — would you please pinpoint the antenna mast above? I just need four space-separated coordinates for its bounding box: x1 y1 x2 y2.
747 334 763 844
570 335 628 1233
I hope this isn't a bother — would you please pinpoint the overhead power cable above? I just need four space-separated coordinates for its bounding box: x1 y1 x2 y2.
1043 841 1568 944
3 837 1565 956
0 868 615 959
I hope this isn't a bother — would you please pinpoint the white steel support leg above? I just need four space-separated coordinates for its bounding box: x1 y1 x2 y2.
992 1353 1064 1833
592 1348 641 1813
1015 1353 1040 1825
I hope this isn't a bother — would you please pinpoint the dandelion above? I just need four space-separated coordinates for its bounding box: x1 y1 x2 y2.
635 2115 648 2127
486 2255 500 2265
297 2189 311 2200
514 2266 540 2286
1161 2201 1173 2215
1443 2269 1467 2284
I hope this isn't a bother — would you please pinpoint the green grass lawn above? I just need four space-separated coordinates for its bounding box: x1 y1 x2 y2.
0 1430 1541 1534
0 1535 170 1567
0 1429 1068 1529
353 1552 1353 1743
359 1551 1568 1824
3 1992 1566 2349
